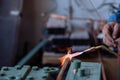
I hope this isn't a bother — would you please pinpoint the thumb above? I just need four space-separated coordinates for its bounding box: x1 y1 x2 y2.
112 23 120 39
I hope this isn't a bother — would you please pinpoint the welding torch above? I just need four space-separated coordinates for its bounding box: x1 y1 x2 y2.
72 45 118 57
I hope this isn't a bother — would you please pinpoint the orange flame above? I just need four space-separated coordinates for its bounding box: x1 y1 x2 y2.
59 48 72 66
59 47 96 66
59 48 82 66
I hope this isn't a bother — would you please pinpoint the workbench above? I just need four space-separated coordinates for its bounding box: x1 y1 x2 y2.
42 51 118 80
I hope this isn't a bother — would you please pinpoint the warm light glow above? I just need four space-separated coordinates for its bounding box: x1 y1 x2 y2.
59 48 82 66
59 47 96 66
59 46 118 68
59 48 72 66
50 14 67 20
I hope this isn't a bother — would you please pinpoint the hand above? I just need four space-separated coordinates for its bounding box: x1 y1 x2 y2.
102 22 120 47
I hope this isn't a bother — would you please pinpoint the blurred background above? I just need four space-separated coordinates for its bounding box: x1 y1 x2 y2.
0 0 120 69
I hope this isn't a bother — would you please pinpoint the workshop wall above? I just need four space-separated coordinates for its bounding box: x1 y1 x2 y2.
16 0 56 65
55 0 120 20
0 0 22 67
0 0 120 67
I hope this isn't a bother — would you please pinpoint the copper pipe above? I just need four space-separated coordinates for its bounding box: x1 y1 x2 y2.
40 13 102 21
56 57 70 80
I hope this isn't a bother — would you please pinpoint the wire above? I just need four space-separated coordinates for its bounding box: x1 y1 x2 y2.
41 0 57 13
88 0 102 19
79 0 102 19
81 0 105 11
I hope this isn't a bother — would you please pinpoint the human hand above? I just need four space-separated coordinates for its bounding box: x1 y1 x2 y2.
102 22 120 47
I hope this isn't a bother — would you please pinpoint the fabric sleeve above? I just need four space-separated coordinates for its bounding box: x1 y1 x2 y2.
108 5 120 23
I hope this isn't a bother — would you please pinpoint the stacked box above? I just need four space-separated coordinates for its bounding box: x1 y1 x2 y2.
0 66 59 80
66 59 101 80
0 65 30 80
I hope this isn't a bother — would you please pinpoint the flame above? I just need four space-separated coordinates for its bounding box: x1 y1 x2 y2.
59 47 96 66
59 48 82 66
59 48 72 66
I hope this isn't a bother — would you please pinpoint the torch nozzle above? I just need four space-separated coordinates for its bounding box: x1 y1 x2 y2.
82 45 118 57
83 47 97 53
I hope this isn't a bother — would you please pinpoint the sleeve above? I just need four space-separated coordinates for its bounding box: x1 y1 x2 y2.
108 4 120 23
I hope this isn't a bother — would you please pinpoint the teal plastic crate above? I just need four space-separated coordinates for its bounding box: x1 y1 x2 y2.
66 59 101 80
0 66 59 80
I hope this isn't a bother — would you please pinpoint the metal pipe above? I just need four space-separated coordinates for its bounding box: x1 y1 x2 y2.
56 57 70 80
17 39 48 66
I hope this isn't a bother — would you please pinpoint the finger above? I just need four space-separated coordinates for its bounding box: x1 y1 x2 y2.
103 32 115 47
115 38 120 42
103 24 114 42
112 23 120 39
102 24 115 47
103 37 115 47
114 38 120 46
